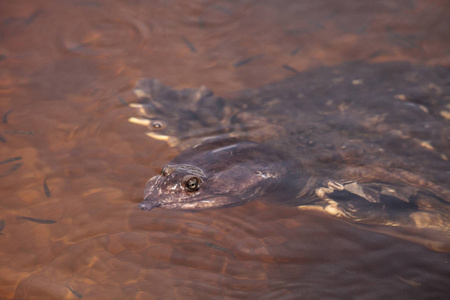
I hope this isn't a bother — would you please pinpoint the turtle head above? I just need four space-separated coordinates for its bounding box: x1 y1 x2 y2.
129 79 227 147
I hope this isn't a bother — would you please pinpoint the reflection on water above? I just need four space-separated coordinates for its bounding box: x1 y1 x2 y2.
0 0 449 299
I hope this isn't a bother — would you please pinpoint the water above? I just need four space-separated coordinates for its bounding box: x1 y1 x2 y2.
1 0 450 299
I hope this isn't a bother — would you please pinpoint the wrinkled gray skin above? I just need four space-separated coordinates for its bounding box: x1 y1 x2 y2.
138 140 303 211
131 62 450 251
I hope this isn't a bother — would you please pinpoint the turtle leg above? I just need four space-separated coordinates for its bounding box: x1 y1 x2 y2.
297 180 349 216
314 181 349 217
312 180 385 221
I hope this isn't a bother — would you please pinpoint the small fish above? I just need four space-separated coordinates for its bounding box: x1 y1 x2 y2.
205 242 235 258
233 55 263 68
66 285 83 298
282 64 301 75
3 130 35 135
43 176 51 197
0 162 22 177
3 109 13 124
0 220 5 235
18 216 56 224
181 36 197 53
368 49 387 59
0 156 22 165
290 47 301 55
24 10 41 25
116 95 128 106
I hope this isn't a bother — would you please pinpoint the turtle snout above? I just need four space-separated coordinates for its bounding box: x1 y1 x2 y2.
137 202 149 211
138 201 159 211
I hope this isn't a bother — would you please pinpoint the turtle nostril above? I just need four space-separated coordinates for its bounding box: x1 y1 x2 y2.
138 202 149 211
138 201 160 211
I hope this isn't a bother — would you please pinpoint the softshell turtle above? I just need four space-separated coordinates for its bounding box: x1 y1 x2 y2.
130 62 450 251
138 139 305 211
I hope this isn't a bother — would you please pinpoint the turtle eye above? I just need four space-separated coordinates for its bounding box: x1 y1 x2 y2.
151 120 164 129
185 177 199 191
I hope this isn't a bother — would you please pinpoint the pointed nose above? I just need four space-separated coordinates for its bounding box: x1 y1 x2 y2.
138 202 151 211
138 201 160 211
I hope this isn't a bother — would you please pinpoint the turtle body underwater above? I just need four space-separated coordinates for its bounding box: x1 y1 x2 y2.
129 61 450 251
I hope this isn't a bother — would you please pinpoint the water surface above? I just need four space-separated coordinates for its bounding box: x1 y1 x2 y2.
0 0 449 299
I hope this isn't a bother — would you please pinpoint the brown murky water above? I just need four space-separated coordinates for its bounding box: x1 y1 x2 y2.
1 0 450 299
